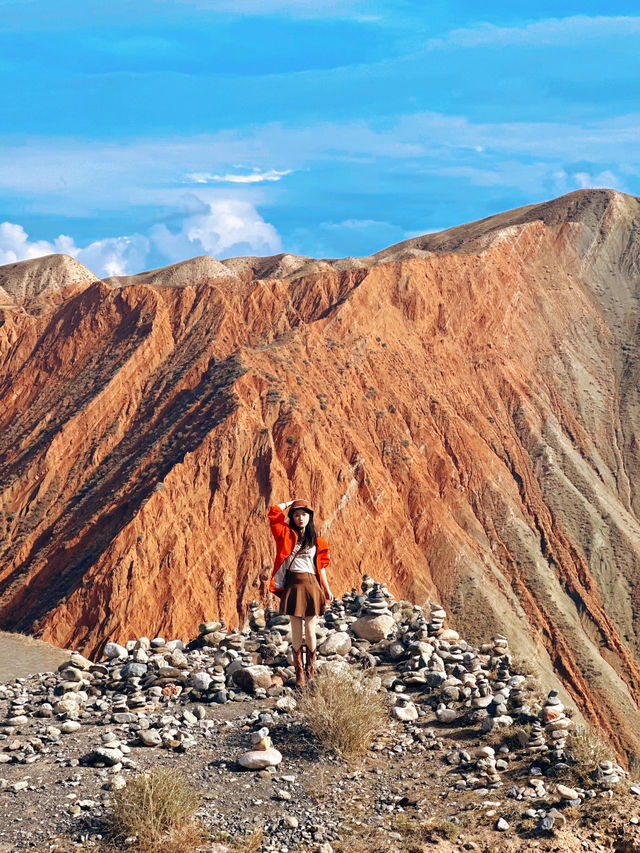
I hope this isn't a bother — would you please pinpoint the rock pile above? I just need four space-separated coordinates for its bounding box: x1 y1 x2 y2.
238 726 282 770
0 573 635 852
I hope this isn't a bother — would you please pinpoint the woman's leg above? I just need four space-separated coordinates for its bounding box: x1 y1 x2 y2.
290 616 306 687
290 616 304 651
304 616 318 680
304 616 318 652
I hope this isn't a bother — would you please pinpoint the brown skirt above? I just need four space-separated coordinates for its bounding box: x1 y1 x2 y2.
279 572 326 618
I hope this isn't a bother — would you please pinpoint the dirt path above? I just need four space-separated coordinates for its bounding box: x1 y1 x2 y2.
0 631 70 681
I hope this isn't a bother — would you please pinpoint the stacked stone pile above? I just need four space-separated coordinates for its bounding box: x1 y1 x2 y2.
238 726 282 770
0 571 634 849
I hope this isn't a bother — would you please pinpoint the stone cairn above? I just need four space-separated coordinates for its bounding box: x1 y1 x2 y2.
0 573 631 824
238 726 282 770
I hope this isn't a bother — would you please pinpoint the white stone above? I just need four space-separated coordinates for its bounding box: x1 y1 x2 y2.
319 632 352 656
556 784 579 800
439 629 460 643
190 671 212 691
392 704 419 722
61 721 81 734
139 729 162 747
91 747 124 766
351 614 395 643
53 695 79 715
436 707 457 724
103 642 128 660
238 747 282 770
69 652 92 670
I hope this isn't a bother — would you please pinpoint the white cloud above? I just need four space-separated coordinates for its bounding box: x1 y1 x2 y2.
560 169 626 193
75 236 151 277
0 196 281 276
0 221 150 277
0 221 65 264
420 162 628 196
184 168 292 184
150 197 281 260
1 113 638 214
430 15 640 49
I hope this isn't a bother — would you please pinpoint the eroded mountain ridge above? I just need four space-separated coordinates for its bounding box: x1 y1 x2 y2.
2 188 640 755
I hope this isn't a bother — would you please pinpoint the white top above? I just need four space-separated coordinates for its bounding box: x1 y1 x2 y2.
289 545 317 574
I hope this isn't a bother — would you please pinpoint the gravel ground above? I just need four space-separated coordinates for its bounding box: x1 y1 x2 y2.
1 580 640 853
1 685 639 853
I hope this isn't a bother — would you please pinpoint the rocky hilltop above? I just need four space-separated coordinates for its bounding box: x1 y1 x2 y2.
2 189 640 757
1 579 638 853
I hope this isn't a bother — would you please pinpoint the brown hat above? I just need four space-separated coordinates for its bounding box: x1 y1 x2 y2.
289 499 314 513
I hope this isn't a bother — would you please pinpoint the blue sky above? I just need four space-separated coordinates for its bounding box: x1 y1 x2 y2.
1 0 639 276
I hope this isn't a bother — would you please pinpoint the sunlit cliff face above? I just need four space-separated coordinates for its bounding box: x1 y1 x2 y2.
2 190 640 758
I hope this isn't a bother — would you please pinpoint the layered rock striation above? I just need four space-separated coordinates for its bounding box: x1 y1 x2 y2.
2 189 640 755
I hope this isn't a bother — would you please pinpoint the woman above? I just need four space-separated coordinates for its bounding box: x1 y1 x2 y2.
268 499 333 687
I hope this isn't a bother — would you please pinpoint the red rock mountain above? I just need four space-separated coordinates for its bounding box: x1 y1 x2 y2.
2 189 640 755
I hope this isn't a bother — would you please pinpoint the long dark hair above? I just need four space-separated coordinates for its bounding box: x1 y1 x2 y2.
288 509 316 550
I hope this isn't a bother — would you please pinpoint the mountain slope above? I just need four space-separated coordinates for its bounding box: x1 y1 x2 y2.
2 188 640 755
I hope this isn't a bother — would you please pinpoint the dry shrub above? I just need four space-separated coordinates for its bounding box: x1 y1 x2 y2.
392 814 460 847
563 726 612 788
230 827 263 852
297 664 388 758
107 767 203 853
333 823 399 853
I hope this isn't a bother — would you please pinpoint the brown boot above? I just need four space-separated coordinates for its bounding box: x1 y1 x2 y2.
305 646 317 681
293 647 306 688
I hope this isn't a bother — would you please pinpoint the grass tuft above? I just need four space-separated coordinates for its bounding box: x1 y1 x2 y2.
297 664 388 758
563 726 613 788
106 767 203 853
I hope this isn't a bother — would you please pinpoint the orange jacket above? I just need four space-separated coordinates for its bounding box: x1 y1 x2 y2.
268 504 330 593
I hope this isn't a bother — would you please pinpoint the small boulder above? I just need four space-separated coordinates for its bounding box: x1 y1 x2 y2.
439 629 460 643
139 729 162 747
121 662 148 679
351 614 395 643
103 642 128 660
70 652 93 670
190 671 212 691
436 706 457 724
232 665 273 693
556 784 579 800
392 703 419 722
85 746 124 766
238 747 282 770
318 632 352 656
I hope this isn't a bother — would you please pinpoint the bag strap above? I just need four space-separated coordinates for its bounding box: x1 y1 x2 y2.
283 540 302 572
